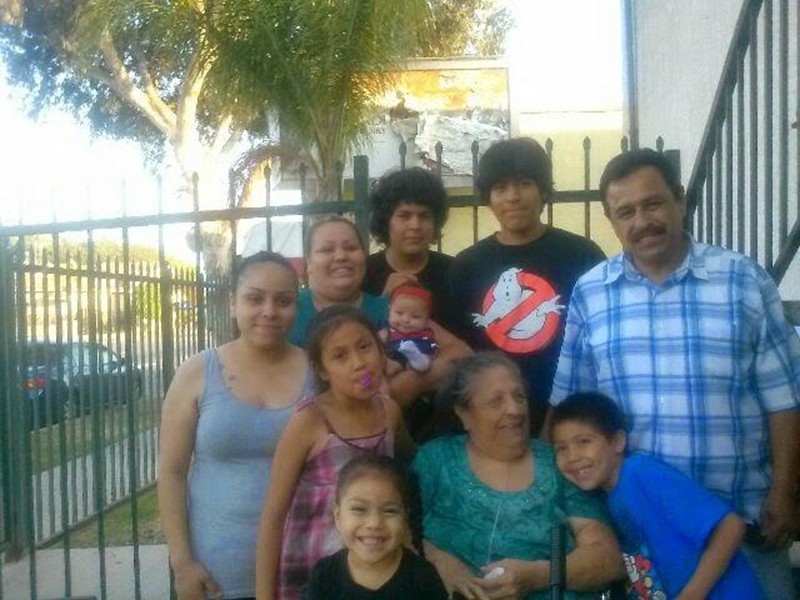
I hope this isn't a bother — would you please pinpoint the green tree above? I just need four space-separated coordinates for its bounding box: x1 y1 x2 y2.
1 1 510 202
214 0 429 200
217 1 511 199
424 0 512 57
1 1 262 206
1 2 510 269
0 0 22 25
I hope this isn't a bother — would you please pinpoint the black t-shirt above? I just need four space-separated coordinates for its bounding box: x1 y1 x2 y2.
441 228 605 434
363 250 453 323
306 548 448 600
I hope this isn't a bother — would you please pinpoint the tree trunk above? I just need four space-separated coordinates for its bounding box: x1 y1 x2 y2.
0 0 23 25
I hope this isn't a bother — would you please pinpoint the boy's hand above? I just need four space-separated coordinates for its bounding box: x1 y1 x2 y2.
385 358 405 377
382 272 418 296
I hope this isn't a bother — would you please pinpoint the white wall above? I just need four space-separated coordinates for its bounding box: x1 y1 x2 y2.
631 0 800 299
633 0 742 168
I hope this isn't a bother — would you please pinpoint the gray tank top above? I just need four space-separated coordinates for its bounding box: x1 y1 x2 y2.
187 348 311 598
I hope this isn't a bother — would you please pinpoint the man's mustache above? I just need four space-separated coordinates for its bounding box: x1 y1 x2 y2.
631 224 666 243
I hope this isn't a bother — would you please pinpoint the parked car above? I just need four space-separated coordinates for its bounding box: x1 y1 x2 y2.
23 342 143 428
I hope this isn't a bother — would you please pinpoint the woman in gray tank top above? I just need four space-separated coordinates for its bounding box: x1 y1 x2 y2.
159 252 312 599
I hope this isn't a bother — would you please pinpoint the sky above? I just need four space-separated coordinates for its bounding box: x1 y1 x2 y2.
506 0 622 112
0 0 623 257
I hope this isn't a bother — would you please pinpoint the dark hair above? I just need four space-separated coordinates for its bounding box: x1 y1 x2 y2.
232 251 299 291
335 455 425 556
335 455 411 507
476 138 554 204
436 352 525 417
306 305 383 393
368 167 449 246
549 392 628 441
598 148 683 210
303 215 366 258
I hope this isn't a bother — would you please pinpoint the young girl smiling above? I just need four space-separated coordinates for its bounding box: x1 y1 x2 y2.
307 455 447 599
255 306 414 600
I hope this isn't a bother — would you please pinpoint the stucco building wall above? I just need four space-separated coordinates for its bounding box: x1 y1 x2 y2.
631 0 799 299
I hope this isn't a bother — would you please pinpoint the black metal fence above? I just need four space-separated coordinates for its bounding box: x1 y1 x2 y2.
0 137 642 599
685 0 799 285
0 240 230 599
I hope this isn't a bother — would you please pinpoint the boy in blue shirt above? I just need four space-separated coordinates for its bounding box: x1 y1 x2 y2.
550 392 764 599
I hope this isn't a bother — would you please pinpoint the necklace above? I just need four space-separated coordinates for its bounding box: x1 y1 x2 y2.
485 461 511 566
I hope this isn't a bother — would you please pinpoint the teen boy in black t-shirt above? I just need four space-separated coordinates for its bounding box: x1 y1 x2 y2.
442 138 605 435
363 167 452 323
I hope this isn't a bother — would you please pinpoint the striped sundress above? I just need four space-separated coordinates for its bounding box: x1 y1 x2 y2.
276 395 395 600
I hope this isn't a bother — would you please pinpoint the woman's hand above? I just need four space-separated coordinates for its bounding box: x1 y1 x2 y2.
173 559 222 600
452 576 492 600
388 320 472 407
477 558 548 600
423 541 487 599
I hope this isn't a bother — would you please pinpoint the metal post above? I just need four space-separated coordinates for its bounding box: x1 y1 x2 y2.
736 59 746 254
353 155 370 244
622 0 639 149
299 163 308 204
471 140 480 244
191 174 206 352
763 0 773 269
53 232 73 596
549 521 565 600
0 235 23 560
545 139 554 226
9 238 30 562
121 202 142 599
749 14 759 262
582 137 591 238
335 160 344 202
87 239 109 600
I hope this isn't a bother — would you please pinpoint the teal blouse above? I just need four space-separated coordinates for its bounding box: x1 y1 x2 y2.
412 435 609 600
287 289 389 348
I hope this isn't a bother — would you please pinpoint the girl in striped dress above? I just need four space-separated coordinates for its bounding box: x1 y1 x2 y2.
255 305 414 600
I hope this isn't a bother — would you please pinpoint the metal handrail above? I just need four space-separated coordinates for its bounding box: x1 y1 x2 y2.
683 0 799 283
685 0 762 218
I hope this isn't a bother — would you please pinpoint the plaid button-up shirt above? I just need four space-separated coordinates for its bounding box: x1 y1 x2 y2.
551 241 800 521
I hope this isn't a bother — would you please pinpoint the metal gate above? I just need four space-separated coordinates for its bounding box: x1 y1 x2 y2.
0 143 623 599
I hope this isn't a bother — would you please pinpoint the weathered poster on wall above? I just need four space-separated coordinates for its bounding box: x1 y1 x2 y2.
361 62 510 179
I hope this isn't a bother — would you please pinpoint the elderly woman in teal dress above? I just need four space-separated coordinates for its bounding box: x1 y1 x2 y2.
412 353 624 600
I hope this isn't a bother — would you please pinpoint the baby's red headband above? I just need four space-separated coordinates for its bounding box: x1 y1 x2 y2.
390 283 433 310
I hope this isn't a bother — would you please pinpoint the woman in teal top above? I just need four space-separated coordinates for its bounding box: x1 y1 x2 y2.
288 216 470 417
412 353 624 599
287 216 388 347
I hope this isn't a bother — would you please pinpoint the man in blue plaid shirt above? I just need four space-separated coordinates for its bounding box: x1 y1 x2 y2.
550 148 800 599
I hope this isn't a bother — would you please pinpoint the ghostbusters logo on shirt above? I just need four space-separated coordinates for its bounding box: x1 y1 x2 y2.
472 267 565 354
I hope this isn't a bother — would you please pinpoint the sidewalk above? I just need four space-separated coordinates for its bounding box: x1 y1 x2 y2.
3 542 798 598
2 545 169 600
